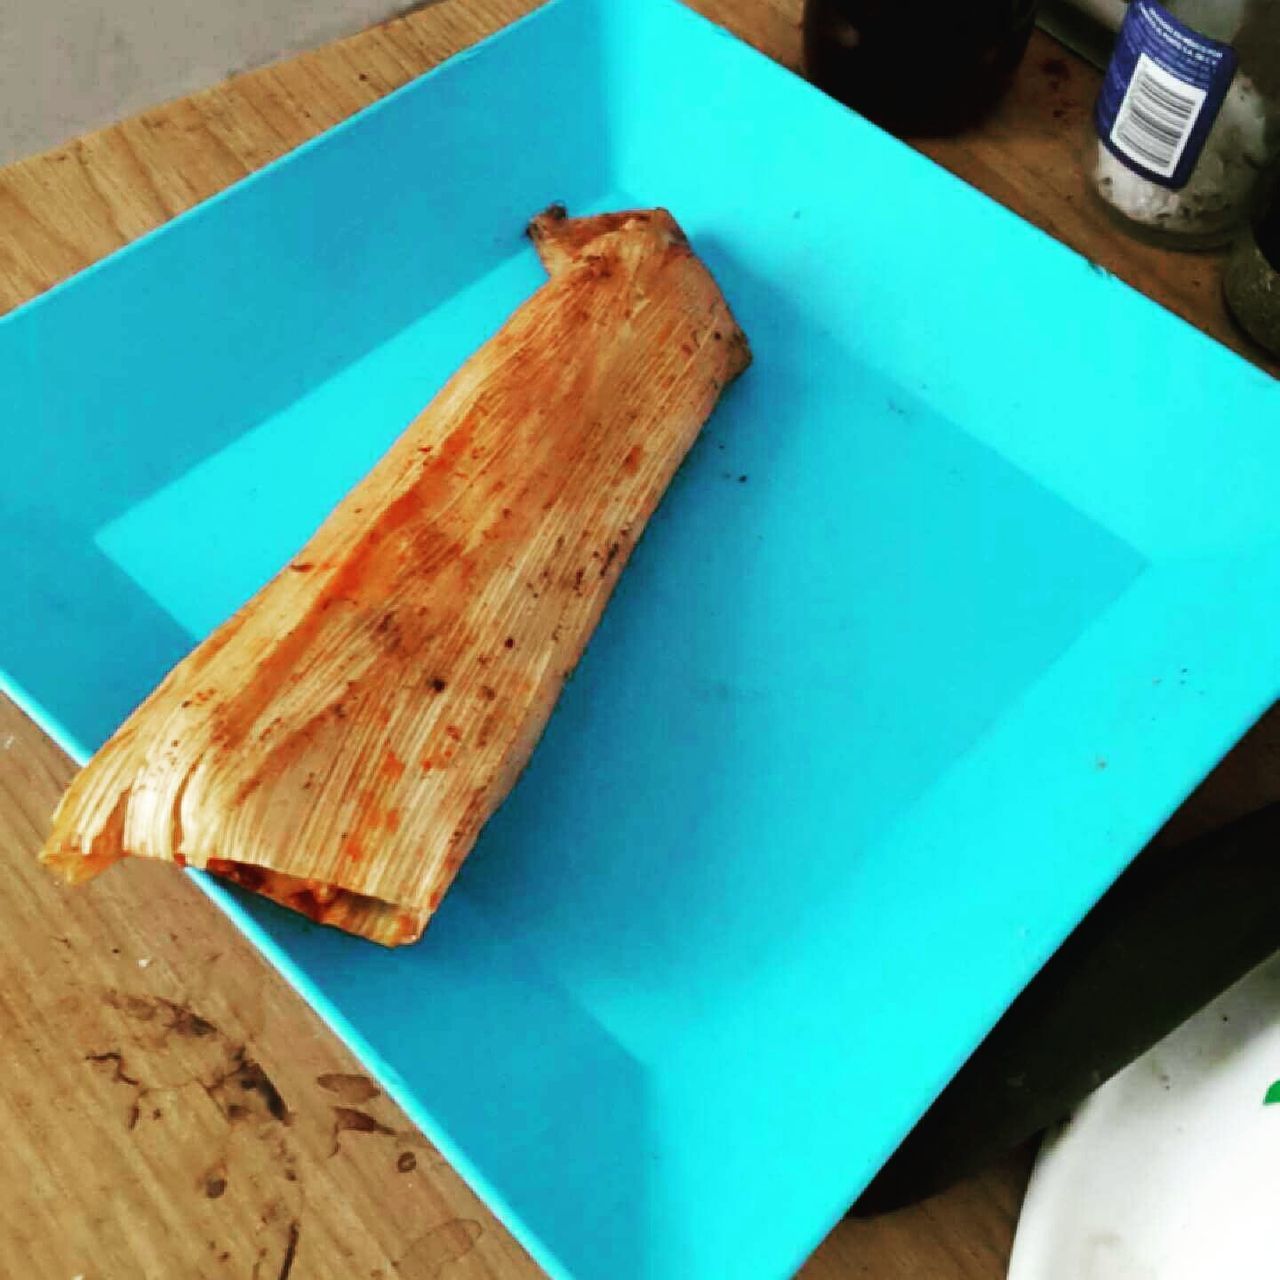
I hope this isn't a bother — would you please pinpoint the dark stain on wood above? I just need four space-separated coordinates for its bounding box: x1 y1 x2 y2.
277 1220 301 1280
85 1048 139 1087
205 1047 291 1126
331 1105 394 1154
103 989 218 1038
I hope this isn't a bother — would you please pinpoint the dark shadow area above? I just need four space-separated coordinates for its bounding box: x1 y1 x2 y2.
854 800 1280 1213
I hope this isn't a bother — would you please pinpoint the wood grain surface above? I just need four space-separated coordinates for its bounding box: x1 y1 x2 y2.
1 2 1275 1278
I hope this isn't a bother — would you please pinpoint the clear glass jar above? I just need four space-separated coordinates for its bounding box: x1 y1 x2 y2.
1089 0 1280 249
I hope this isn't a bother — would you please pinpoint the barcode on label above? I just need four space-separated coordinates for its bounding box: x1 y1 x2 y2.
1110 52 1206 178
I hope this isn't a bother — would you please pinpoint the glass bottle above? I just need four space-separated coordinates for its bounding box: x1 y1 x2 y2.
1090 0 1280 249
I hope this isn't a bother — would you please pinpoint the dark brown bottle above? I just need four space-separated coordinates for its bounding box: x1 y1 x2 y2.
803 0 1039 136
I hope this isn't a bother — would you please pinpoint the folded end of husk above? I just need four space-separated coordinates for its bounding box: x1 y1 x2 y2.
41 840 124 886
40 827 424 946
528 203 687 274
205 860 426 946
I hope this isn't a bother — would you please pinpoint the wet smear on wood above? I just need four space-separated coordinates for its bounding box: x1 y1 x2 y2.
316 1071 381 1104
394 1219 482 1278
85 1048 140 1087
277 1219 301 1280
205 1047 291 1126
330 1105 394 1154
104 989 218 1038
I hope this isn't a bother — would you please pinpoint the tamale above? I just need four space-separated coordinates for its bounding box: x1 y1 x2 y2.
39 206 750 946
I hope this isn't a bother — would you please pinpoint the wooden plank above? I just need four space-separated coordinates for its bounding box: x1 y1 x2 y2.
1 2 1275 1277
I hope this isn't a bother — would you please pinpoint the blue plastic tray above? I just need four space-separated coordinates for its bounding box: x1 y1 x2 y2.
3 1 1278 1275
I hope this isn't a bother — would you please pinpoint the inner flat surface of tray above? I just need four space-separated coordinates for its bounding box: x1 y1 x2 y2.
3 2 1279 1278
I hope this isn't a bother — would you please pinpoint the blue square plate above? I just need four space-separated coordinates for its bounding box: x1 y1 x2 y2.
3 2 1278 1275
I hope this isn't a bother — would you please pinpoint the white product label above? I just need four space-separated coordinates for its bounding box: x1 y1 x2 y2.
1110 52 1207 179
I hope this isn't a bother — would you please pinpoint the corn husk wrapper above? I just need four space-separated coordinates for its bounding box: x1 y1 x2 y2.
39 206 751 945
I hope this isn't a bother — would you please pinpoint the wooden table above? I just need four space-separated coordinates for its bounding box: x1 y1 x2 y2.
2 3 1275 1277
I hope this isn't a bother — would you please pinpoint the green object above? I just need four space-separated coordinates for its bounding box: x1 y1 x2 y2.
1263 1080 1280 1106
